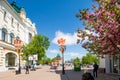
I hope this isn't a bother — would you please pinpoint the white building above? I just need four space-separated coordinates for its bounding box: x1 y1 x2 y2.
0 0 37 71
99 54 120 74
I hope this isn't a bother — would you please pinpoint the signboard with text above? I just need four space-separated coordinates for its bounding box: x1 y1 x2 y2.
28 55 38 60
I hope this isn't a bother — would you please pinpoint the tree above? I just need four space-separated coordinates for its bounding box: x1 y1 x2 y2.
73 57 81 64
21 45 29 61
22 34 50 62
73 57 81 71
76 0 120 55
40 56 51 65
82 53 99 64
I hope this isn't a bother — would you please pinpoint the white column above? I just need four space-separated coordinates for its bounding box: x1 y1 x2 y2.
105 55 110 73
7 33 10 43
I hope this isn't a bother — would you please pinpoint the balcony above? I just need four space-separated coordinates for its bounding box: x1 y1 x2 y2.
0 40 16 51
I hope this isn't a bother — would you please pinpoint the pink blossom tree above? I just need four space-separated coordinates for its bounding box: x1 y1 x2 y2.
76 0 120 55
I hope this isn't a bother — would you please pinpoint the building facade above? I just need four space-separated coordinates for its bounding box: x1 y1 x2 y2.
99 54 120 74
0 0 37 71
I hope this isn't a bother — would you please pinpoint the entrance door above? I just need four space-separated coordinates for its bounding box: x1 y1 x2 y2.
5 53 17 67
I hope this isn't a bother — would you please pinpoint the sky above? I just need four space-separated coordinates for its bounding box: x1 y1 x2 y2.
8 0 95 61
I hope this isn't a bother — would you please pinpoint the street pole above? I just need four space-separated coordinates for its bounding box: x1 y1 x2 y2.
57 38 66 75
62 52 65 74
14 39 23 74
18 49 21 74
18 52 21 73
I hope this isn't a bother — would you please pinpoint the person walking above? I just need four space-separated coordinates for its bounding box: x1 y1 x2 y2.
93 62 98 77
25 64 29 74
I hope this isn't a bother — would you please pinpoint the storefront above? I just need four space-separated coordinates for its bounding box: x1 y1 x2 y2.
103 54 120 74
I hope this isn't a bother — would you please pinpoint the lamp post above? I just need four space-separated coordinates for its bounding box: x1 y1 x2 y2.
14 39 23 74
57 38 66 75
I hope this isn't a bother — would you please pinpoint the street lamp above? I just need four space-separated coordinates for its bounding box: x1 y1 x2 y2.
57 38 66 75
14 39 23 74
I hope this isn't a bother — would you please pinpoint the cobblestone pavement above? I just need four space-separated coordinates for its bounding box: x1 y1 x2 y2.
0 66 120 80
0 65 61 80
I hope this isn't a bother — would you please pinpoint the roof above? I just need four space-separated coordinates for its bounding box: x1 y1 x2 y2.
56 54 61 58
10 1 21 13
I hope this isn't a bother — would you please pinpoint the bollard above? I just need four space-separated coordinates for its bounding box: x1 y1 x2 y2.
15 70 20 75
16 70 18 75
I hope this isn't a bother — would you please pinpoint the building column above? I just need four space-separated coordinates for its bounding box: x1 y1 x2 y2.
105 55 110 73
7 33 10 43
99 56 105 73
0 47 7 72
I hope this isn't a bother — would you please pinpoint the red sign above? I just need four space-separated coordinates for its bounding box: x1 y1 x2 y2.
14 39 23 45
14 39 17 44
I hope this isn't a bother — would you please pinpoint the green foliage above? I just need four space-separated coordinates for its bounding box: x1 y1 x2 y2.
73 57 80 64
40 56 51 65
82 53 99 64
73 57 81 69
21 45 29 61
22 34 50 61
51 58 55 62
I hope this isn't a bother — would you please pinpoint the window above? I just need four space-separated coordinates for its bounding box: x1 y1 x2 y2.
5 53 17 67
10 33 14 44
2 28 7 41
17 23 19 31
11 18 14 26
4 11 7 21
28 33 32 42
113 55 119 73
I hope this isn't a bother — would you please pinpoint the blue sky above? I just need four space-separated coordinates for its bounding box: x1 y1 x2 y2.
8 0 94 61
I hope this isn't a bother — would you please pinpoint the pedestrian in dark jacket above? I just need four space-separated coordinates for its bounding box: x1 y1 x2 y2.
93 62 98 77
82 72 94 80
25 64 29 74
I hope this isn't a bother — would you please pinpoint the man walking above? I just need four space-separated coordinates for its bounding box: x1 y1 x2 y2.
25 64 29 74
93 62 98 77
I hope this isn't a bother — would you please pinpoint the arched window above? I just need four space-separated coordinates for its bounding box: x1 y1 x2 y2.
10 33 14 44
4 11 7 21
11 18 14 26
5 53 17 67
2 28 7 41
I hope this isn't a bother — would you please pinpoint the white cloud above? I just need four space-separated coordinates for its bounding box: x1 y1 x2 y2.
65 52 85 59
52 31 78 46
49 49 59 54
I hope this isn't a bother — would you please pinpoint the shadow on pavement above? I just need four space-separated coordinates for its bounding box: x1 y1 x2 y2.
55 69 83 80
55 68 120 80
